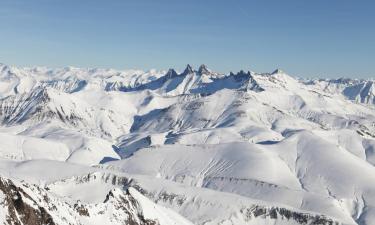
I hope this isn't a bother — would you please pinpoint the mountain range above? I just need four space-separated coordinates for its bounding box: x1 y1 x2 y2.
0 63 375 225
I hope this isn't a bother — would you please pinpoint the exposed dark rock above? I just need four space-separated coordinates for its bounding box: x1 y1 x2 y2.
0 177 55 225
182 64 194 75
241 206 339 225
198 64 210 75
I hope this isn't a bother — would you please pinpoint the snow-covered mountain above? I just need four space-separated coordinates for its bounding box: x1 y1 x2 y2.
0 63 375 225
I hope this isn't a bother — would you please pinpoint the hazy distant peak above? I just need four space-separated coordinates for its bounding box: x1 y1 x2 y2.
271 69 285 75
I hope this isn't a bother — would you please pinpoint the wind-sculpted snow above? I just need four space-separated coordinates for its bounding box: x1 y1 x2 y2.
0 63 375 224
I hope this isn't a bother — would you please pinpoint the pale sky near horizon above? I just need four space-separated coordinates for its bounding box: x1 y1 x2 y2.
0 0 374 78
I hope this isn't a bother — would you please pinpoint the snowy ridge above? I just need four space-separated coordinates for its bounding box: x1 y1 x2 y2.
0 63 375 224
305 78 375 105
0 175 192 225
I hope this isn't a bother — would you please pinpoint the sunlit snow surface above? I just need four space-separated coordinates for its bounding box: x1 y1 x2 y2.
0 63 375 224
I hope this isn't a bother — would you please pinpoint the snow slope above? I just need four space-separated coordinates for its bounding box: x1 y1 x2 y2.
0 63 375 224
0 174 192 225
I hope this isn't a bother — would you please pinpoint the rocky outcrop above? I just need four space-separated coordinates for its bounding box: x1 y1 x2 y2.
0 177 55 225
0 176 178 225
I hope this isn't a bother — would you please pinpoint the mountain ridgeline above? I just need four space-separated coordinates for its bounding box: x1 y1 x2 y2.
0 63 375 225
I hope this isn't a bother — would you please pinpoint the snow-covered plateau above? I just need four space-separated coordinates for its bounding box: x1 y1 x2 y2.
0 63 375 225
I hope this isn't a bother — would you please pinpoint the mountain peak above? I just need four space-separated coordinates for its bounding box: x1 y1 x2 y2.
0 64 9 72
182 64 194 75
166 68 178 78
198 64 210 75
271 69 285 75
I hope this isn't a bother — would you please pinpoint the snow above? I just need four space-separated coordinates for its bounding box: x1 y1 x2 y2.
129 188 193 225
0 63 375 224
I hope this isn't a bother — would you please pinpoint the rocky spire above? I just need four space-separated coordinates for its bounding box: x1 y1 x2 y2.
182 64 194 75
165 68 178 78
198 64 210 75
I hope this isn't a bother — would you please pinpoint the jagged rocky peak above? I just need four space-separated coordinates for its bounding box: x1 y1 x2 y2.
228 70 251 77
239 70 251 76
165 68 178 78
182 64 194 75
198 64 211 75
271 69 285 75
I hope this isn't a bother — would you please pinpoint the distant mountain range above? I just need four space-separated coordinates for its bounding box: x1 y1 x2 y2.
0 63 375 225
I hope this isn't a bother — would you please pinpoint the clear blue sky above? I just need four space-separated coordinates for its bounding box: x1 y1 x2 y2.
0 0 374 78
